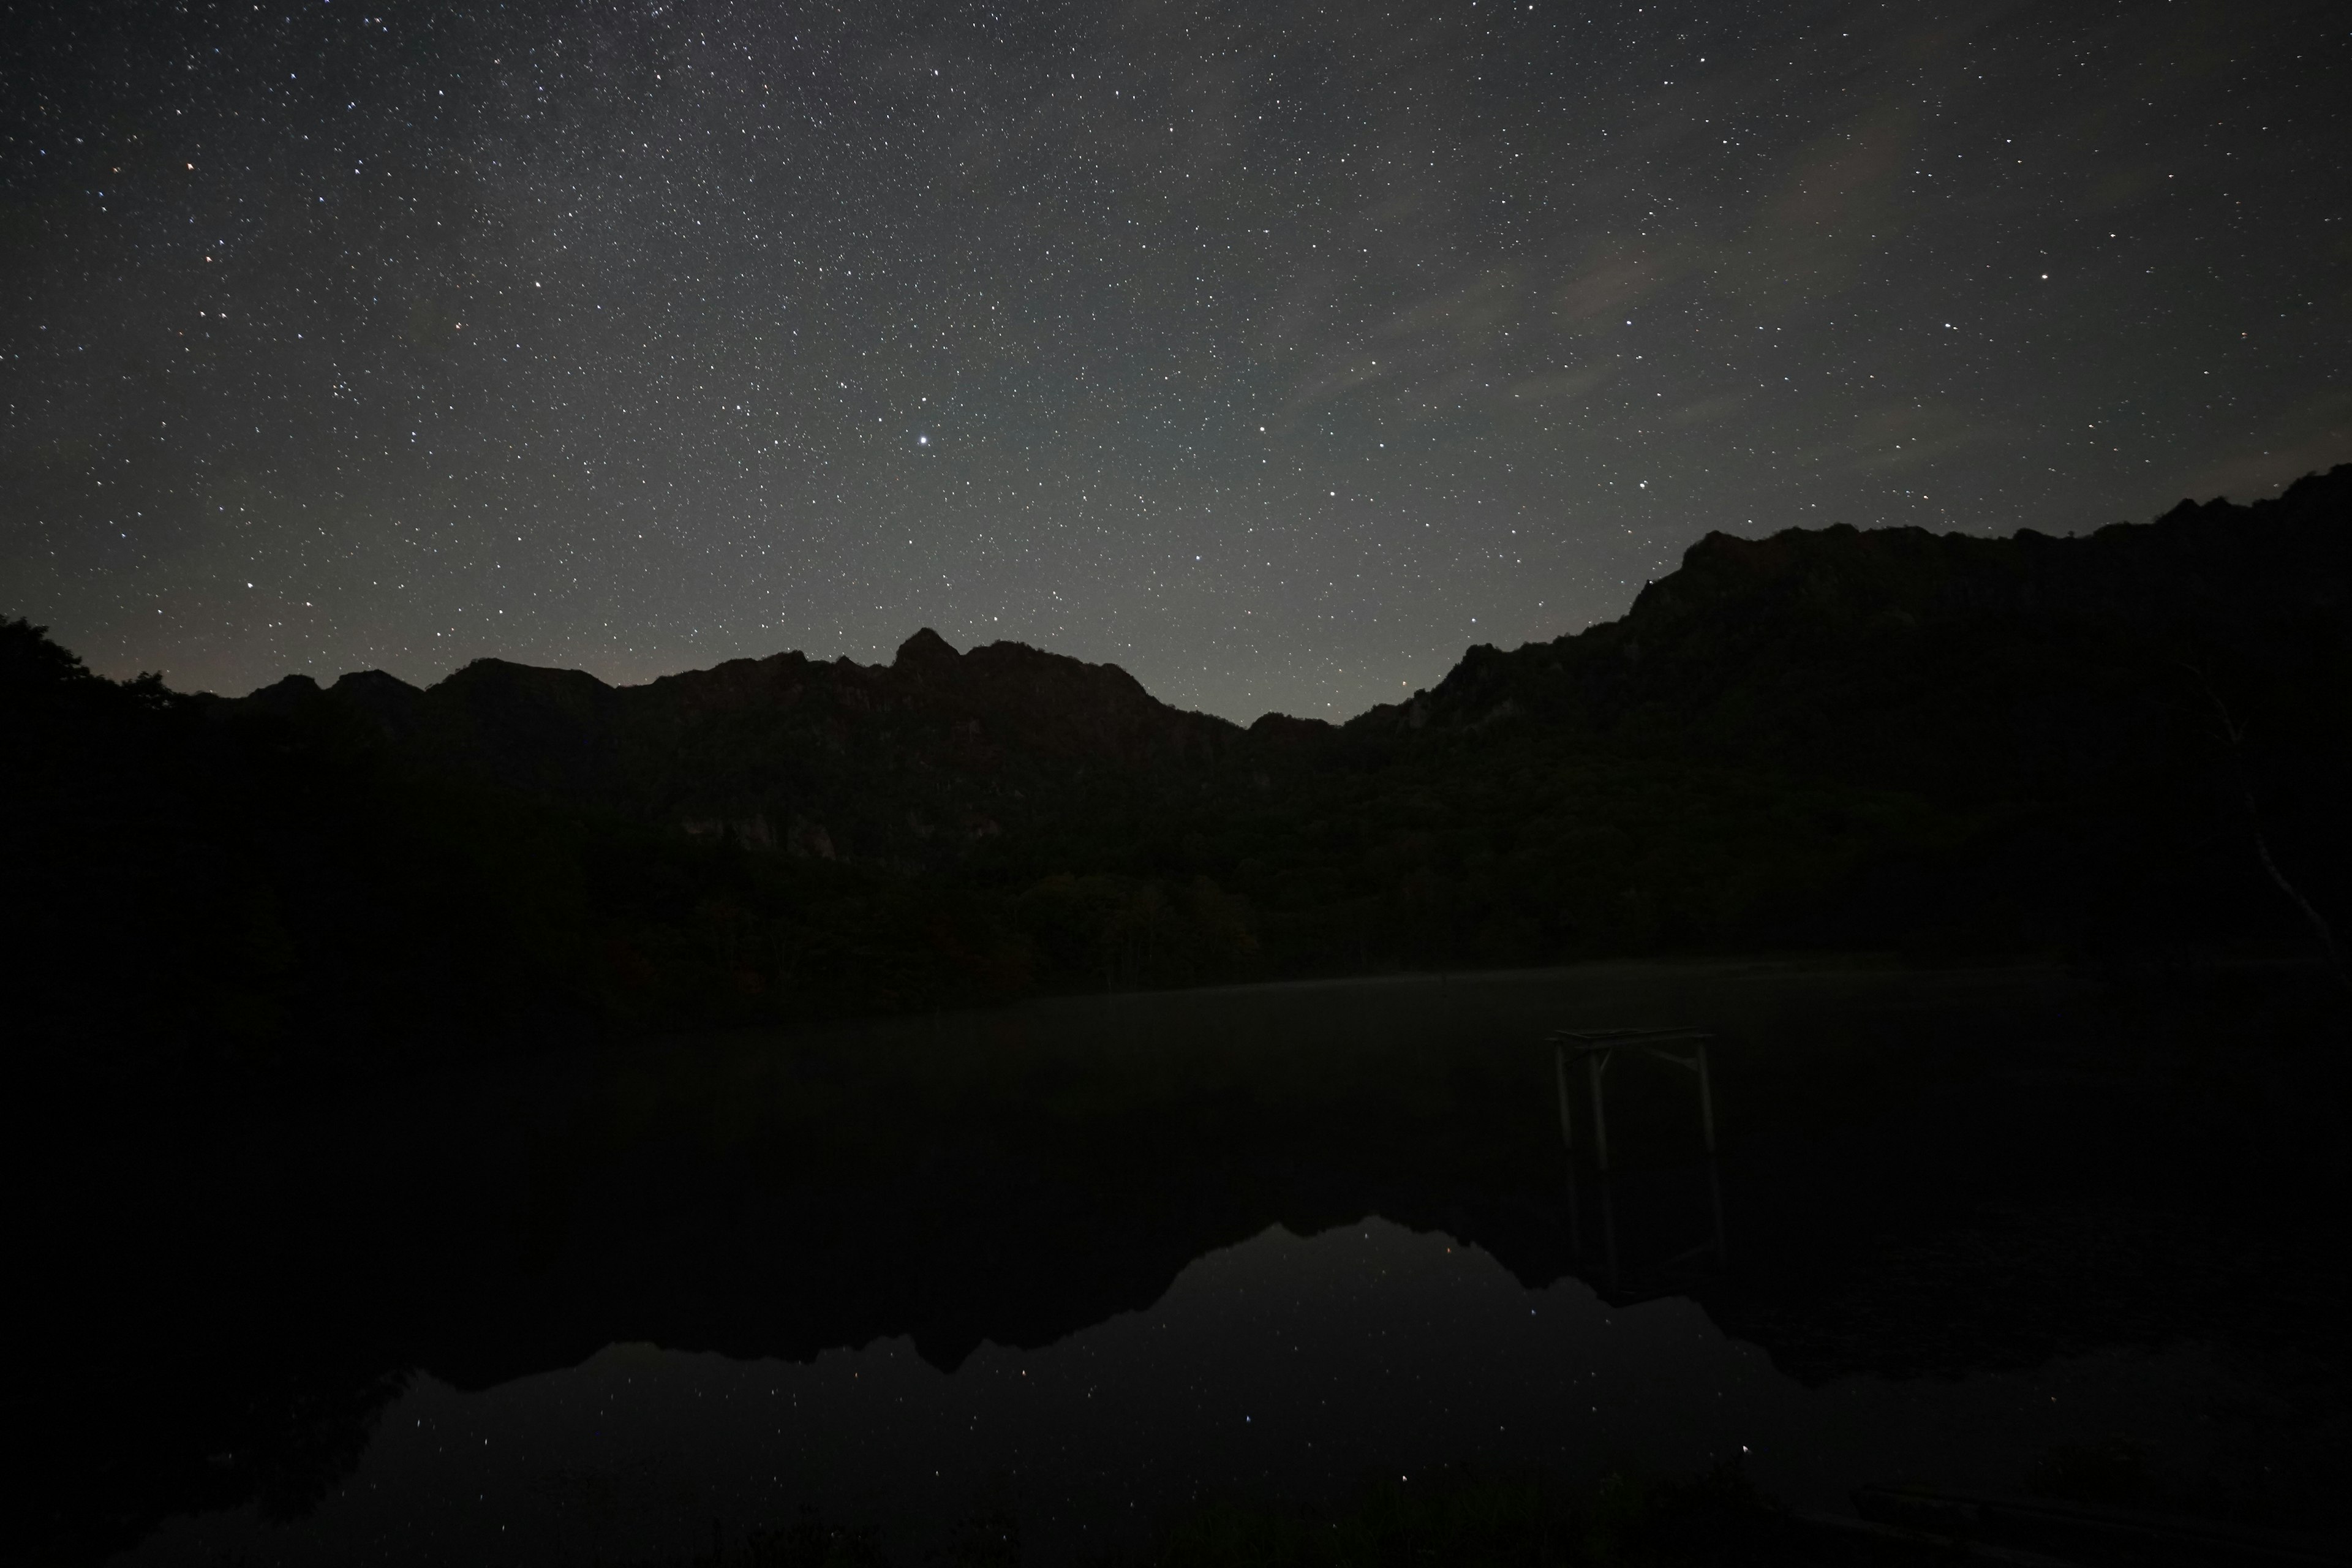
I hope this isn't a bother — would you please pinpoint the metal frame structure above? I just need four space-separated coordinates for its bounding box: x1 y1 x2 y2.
1549 1026 1727 1298
1548 1026 1716 1172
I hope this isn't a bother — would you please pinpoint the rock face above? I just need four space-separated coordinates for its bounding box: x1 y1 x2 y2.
225 628 1248 867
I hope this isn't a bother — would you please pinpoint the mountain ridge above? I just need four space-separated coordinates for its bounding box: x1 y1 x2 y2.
10 464 2346 1062
1352 466 2352 741
223 626 1253 867
230 462 2351 777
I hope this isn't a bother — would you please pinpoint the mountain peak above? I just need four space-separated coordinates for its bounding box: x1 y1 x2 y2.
894 627 960 668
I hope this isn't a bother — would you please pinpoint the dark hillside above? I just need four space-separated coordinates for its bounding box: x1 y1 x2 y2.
1265 466 2351 970
1357 465 2349 781
227 627 1245 870
7 467 2346 1074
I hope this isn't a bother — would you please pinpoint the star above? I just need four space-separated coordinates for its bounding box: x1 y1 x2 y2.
5 0 2339 722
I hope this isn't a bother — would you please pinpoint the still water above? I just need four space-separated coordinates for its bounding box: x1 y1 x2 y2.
43 960 2348 1563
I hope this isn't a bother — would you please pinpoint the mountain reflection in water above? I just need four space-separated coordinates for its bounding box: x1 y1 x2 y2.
33 960 2350 1565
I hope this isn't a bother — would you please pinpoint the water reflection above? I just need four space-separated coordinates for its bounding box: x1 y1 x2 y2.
102 1224 2315 1568
1562 1161 1729 1304
125 1221 1796 1566
1550 1028 1730 1302
26 960 2349 1564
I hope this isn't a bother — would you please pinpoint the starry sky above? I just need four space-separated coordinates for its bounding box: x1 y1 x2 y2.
4 0 2347 720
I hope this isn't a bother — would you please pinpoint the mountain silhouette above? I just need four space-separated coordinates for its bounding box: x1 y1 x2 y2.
1352 467 2350 783
219 462 2352 869
227 625 1250 869
8 466 2348 1068
12 470 2349 1566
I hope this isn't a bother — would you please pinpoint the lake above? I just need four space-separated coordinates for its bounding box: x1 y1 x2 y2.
32 959 2349 1564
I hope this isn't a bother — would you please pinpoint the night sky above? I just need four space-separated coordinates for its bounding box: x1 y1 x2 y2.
5 1 2346 721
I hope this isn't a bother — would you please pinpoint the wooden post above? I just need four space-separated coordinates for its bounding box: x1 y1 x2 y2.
1696 1039 1717 1155
1586 1049 1611 1174
1554 1044 1574 1152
